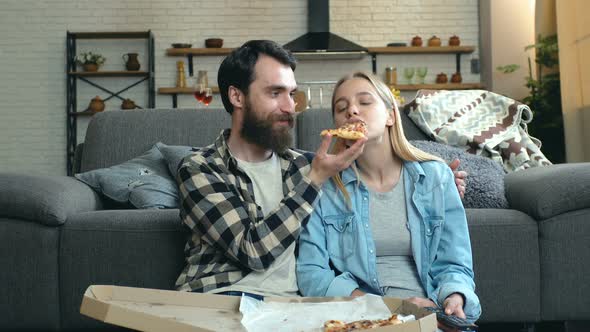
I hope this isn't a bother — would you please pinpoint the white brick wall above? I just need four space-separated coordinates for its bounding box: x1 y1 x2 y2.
0 0 479 175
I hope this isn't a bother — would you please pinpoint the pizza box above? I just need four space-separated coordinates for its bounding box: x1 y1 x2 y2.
80 285 438 332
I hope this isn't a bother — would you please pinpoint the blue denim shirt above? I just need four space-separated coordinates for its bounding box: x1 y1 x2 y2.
296 160 482 322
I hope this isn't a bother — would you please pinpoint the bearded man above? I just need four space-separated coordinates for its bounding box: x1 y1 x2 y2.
174 40 366 299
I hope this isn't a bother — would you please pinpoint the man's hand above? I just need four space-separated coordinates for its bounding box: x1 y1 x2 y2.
350 289 366 297
449 159 467 199
308 134 366 187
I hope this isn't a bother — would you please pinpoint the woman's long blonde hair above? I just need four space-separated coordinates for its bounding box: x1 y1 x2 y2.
330 71 442 204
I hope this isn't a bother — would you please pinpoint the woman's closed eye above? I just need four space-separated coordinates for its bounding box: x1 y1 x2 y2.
359 97 374 106
335 103 348 113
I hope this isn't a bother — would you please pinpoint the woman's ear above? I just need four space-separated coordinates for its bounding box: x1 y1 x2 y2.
386 109 395 127
228 86 245 109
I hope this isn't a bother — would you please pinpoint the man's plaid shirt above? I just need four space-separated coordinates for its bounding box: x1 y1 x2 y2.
175 130 320 293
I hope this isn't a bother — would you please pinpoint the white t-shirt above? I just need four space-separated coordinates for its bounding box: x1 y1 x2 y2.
214 153 299 297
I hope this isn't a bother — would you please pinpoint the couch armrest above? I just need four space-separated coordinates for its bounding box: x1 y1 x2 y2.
504 163 590 220
0 173 103 226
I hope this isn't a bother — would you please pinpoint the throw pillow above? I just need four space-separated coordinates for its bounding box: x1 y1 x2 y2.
75 145 179 209
410 140 509 209
155 142 195 176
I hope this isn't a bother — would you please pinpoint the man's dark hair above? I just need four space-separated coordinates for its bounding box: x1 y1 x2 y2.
217 40 297 114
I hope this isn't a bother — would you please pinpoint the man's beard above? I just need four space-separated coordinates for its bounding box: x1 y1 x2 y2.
240 99 294 153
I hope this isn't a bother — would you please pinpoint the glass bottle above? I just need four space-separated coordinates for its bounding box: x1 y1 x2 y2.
385 67 397 86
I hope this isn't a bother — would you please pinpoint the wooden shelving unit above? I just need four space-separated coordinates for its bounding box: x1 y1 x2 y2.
65 30 155 175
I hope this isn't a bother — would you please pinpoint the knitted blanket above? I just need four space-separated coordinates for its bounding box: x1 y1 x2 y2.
404 90 552 173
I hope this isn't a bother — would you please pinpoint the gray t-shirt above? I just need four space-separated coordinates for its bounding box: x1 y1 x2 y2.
369 167 426 298
214 153 299 297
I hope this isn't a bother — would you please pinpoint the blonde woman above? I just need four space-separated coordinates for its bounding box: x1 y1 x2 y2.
296 72 481 323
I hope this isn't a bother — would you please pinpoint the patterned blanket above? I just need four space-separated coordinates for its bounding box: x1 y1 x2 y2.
404 89 552 173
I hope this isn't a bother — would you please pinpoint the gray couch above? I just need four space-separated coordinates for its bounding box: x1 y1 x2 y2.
0 108 588 331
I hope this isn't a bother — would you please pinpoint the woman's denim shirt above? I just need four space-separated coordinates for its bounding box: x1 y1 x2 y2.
297 160 482 322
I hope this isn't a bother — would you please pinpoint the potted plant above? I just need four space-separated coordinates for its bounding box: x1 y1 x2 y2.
75 51 106 72
497 34 565 163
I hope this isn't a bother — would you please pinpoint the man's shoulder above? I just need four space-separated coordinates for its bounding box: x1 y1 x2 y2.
181 143 220 168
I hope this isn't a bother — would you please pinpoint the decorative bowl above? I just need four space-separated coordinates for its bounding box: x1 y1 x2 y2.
205 38 223 48
172 43 192 49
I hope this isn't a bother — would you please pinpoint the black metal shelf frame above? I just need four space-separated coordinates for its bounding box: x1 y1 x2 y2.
65 31 155 175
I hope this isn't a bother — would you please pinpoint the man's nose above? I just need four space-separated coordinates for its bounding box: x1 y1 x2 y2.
281 94 296 113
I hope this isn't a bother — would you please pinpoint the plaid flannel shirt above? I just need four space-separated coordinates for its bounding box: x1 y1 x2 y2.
175 129 320 293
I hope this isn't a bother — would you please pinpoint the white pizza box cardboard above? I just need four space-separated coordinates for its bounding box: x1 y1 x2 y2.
80 285 438 332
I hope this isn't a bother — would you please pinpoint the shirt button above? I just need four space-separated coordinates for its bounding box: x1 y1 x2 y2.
373 278 377 282
369 249 374 254
363 197 367 201
365 224 369 228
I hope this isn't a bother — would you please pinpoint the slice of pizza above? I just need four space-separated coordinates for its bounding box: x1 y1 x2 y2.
323 314 402 331
320 120 368 140
323 319 347 332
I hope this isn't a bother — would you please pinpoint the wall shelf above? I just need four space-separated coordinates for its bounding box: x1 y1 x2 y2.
158 87 220 94
367 46 475 54
166 48 234 56
68 31 151 39
395 83 485 91
68 71 150 77
161 45 482 108
368 45 476 77
157 87 220 108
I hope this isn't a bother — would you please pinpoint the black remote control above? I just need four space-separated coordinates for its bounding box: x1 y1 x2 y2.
424 307 479 331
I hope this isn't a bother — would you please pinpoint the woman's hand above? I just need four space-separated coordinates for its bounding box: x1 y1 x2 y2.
406 296 436 308
442 293 466 319
406 295 465 332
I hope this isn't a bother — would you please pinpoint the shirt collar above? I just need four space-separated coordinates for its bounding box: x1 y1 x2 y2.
214 129 297 169
340 160 426 186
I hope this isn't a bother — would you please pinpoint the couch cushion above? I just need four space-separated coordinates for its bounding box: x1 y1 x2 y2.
75 144 178 209
539 209 590 320
59 209 187 330
156 142 196 176
466 209 540 322
0 173 103 226
411 140 509 209
0 219 60 330
80 109 231 172
505 163 590 220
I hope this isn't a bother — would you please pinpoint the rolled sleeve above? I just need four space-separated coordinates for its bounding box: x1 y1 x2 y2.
325 272 360 297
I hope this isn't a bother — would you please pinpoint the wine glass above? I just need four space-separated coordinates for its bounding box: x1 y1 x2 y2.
193 78 205 103
403 67 415 84
416 67 428 84
202 88 213 106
